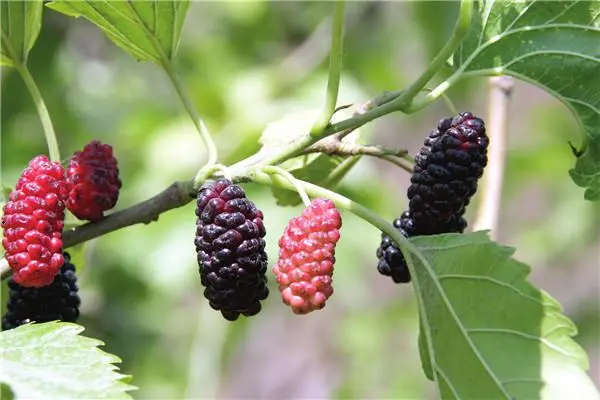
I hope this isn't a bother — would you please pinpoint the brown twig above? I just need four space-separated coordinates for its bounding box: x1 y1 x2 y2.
473 76 514 238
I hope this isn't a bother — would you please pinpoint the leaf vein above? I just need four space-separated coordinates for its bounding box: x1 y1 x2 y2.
467 328 583 359
439 274 547 306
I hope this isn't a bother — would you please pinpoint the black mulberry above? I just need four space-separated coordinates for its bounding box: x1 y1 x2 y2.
2 252 80 330
377 112 488 283
195 178 269 321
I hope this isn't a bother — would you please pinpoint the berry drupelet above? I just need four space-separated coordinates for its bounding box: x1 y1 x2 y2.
2 155 68 287
195 178 269 321
377 112 488 283
2 252 81 331
273 198 342 314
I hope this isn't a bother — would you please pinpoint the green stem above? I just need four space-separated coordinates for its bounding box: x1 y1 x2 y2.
258 165 311 206
408 68 467 113
393 0 473 110
2 33 60 162
163 60 218 167
321 0 473 136
310 0 346 136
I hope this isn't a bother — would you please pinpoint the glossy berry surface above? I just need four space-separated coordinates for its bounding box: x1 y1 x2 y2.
273 198 342 314
195 178 269 321
2 252 80 331
66 140 121 221
377 112 488 283
2 155 68 287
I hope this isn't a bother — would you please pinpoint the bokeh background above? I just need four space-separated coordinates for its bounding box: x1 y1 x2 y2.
1 2 599 399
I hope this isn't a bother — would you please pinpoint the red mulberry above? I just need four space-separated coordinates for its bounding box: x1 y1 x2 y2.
195 178 269 321
377 112 487 283
2 252 80 331
2 155 68 287
273 198 342 314
66 140 121 221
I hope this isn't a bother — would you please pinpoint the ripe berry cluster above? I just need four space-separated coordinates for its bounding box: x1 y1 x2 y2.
195 178 269 321
377 112 488 283
2 140 120 329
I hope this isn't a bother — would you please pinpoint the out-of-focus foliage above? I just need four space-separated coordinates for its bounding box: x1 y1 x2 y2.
2 2 599 399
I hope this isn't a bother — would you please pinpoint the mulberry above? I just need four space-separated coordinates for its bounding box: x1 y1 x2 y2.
2 252 80 331
273 198 342 314
195 178 269 321
66 140 121 222
2 155 68 287
377 112 488 283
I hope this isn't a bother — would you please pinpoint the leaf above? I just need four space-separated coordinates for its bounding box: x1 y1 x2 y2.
0 322 136 400
260 109 361 206
46 0 190 64
408 231 599 399
452 0 600 200
0 0 43 66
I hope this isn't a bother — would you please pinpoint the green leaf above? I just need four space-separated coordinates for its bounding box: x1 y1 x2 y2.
260 109 361 206
452 0 600 201
0 322 136 400
0 0 43 66
409 231 599 399
46 0 190 65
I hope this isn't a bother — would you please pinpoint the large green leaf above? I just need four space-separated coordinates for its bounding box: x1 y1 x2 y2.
0 0 43 66
408 231 599 399
0 322 135 399
46 0 190 65
452 0 600 200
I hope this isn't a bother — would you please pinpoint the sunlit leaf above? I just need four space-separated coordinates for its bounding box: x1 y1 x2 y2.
0 0 43 66
453 0 600 200
46 0 190 65
410 231 599 399
0 322 136 399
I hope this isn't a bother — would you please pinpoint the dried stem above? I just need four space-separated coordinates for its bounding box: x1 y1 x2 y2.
473 76 514 238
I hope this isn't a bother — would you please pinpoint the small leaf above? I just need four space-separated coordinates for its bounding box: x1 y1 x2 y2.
46 0 190 64
453 0 600 200
0 322 136 399
0 0 43 66
409 231 599 399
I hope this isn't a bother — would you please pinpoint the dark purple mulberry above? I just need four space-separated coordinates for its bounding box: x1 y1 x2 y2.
377 112 488 283
2 252 80 331
195 178 269 321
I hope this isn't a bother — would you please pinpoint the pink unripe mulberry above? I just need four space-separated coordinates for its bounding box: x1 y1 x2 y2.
273 198 342 314
2 155 68 287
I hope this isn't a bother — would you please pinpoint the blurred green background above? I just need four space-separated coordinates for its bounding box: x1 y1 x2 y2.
1 2 598 399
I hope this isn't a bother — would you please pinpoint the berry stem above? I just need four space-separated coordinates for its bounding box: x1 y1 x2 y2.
257 165 312 207
310 0 346 137
1 33 61 162
162 60 218 168
248 169 416 256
